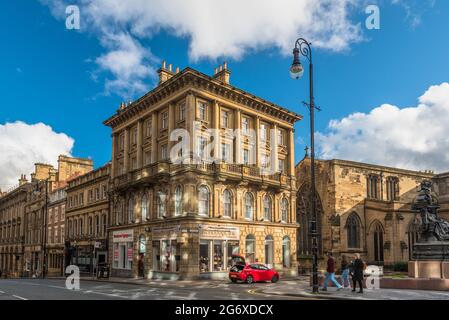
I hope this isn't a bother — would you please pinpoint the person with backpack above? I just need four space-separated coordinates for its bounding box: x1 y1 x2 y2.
351 253 365 293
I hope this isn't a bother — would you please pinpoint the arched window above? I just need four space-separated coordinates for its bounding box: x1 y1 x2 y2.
372 222 384 262
346 213 361 249
223 190 232 217
263 195 272 221
281 198 289 222
265 235 274 266
282 236 291 268
386 177 400 201
175 186 183 216
128 197 135 223
198 186 209 216
157 191 167 218
244 193 254 220
141 194 149 222
245 235 256 263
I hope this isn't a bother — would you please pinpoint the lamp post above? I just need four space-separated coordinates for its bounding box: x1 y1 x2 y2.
290 37 319 293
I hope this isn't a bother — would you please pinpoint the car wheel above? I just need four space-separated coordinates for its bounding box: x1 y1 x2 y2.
246 275 254 284
271 275 279 283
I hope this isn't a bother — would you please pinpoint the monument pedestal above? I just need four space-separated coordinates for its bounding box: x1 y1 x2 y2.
409 241 449 279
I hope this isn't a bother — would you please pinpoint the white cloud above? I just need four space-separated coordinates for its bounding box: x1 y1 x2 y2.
41 0 363 98
0 121 74 190
317 83 449 173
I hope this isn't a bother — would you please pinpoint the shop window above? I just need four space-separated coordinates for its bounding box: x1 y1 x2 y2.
282 236 291 268
152 241 160 271
245 235 256 263
213 240 224 271
200 240 210 272
226 241 240 268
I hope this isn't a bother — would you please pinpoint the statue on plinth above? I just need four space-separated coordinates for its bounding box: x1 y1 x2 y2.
412 180 449 242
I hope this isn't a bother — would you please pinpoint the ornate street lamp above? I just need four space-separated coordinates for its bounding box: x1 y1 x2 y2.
290 37 319 293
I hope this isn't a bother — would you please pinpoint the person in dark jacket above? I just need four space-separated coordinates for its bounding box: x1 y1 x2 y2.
322 252 342 291
351 253 365 293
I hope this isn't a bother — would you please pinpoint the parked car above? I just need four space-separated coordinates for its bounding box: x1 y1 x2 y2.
228 256 280 284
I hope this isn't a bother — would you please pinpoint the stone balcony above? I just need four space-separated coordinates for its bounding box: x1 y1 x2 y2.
113 161 295 191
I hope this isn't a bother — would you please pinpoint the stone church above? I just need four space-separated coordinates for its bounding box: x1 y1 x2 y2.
295 155 449 272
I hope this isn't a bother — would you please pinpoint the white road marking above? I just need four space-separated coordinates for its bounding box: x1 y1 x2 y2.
0 290 4 294
12 295 28 300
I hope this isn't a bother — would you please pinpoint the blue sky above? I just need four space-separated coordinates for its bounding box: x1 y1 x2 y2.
0 0 448 188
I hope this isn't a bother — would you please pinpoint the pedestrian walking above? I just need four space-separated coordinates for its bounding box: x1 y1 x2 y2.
340 255 351 289
321 252 342 291
351 253 365 293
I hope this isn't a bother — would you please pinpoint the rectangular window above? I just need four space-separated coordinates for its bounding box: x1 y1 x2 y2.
260 124 267 142
88 190 93 203
119 134 125 151
144 151 151 166
278 159 285 173
197 137 207 160
221 111 228 128
95 188 100 201
145 119 152 137
131 157 137 170
79 194 83 205
243 149 249 165
242 117 250 135
199 240 210 272
221 143 231 162
102 185 107 199
161 111 168 129
198 102 207 121
179 102 186 121
161 144 168 160
131 127 138 145
278 129 284 145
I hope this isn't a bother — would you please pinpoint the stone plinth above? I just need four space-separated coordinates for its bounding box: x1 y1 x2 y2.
412 241 449 261
408 260 449 279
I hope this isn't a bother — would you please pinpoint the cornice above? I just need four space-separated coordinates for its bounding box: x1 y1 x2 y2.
104 68 302 129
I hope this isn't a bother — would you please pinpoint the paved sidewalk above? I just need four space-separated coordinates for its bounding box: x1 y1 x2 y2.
259 278 449 300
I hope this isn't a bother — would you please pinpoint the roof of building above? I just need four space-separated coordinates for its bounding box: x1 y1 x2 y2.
104 67 302 128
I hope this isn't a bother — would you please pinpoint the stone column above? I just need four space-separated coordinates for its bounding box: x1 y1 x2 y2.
212 101 220 161
272 124 279 174
124 128 130 172
111 133 116 178
137 120 143 169
151 112 158 163
255 116 260 167
288 129 295 176
185 93 196 160
234 109 242 164
168 102 176 153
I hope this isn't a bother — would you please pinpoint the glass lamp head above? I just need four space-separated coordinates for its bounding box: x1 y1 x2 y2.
290 47 304 80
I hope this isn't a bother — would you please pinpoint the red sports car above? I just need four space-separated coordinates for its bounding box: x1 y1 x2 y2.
228 255 280 284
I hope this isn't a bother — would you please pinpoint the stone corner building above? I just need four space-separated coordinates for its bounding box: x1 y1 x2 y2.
295 156 449 272
103 62 301 279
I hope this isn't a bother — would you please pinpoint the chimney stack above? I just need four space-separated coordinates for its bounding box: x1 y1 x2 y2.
18 174 28 186
213 62 231 84
157 59 175 84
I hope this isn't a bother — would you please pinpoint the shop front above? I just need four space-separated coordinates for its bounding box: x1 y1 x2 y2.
111 229 134 277
198 224 240 280
149 225 181 280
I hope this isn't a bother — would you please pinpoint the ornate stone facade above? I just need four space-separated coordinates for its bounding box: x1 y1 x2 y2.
296 156 449 273
65 163 110 275
104 62 301 279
